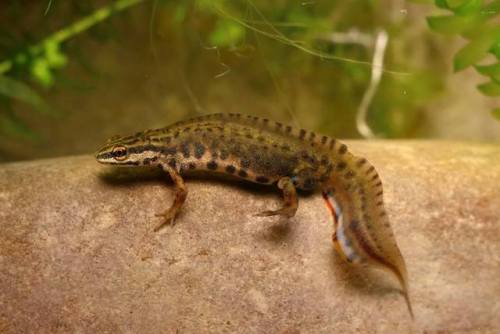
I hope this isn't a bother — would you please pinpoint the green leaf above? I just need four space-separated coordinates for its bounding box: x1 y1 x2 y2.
0 75 53 114
454 0 483 15
454 31 498 71
492 108 500 120
209 19 246 47
31 58 54 87
477 80 500 96
435 0 449 9
427 14 480 34
475 62 500 81
435 0 483 15
44 41 68 68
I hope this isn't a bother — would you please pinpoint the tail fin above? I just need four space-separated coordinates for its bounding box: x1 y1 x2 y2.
321 159 414 319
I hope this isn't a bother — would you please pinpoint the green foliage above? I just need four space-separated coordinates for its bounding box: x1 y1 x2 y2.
0 0 145 139
0 0 464 145
0 75 52 114
209 19 246 47
478 81 500 96
425 0 500 116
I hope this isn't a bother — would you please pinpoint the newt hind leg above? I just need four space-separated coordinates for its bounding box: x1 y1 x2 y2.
154 162 187 231
255 177 298 218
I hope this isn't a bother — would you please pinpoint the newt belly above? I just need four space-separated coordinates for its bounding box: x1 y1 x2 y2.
95 113 413 318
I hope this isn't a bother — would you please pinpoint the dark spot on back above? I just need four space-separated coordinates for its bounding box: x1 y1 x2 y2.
336 161 347 171
181 142 190 158
207 161 218 170
238 170 248 178
188 162 196 170
356 158 367 167
321 136 328 144
299 129 306 139
174 131 180 138
285 126 292 133
194 143 205 159
338 144 347 154
329 139 336 149
309 132 316 141
226 165 236 174
276 122 283 130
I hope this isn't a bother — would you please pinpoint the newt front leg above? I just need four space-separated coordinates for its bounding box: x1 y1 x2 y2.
154 162 187 231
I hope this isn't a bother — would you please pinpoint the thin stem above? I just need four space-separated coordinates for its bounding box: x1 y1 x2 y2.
356 30 388 139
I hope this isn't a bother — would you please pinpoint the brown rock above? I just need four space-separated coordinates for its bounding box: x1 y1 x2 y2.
0 141 499 333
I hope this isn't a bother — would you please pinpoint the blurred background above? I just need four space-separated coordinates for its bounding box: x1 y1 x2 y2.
0 0 499 162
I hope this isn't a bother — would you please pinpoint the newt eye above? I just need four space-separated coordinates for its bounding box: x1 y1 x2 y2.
111 145 128 161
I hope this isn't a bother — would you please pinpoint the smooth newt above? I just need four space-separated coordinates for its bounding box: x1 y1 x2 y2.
95 113 413 318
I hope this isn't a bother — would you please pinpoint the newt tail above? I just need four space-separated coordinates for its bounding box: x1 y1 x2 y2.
321 155 414 319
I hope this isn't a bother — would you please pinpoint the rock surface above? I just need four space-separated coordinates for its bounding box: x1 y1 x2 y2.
0 141 499 333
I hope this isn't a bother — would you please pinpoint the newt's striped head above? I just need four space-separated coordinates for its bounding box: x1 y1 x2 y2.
95 134 161 166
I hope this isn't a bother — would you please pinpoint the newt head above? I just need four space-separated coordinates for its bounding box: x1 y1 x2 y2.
95 133 160 166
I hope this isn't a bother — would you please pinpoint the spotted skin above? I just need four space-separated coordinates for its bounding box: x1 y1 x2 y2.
95 113 413 318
